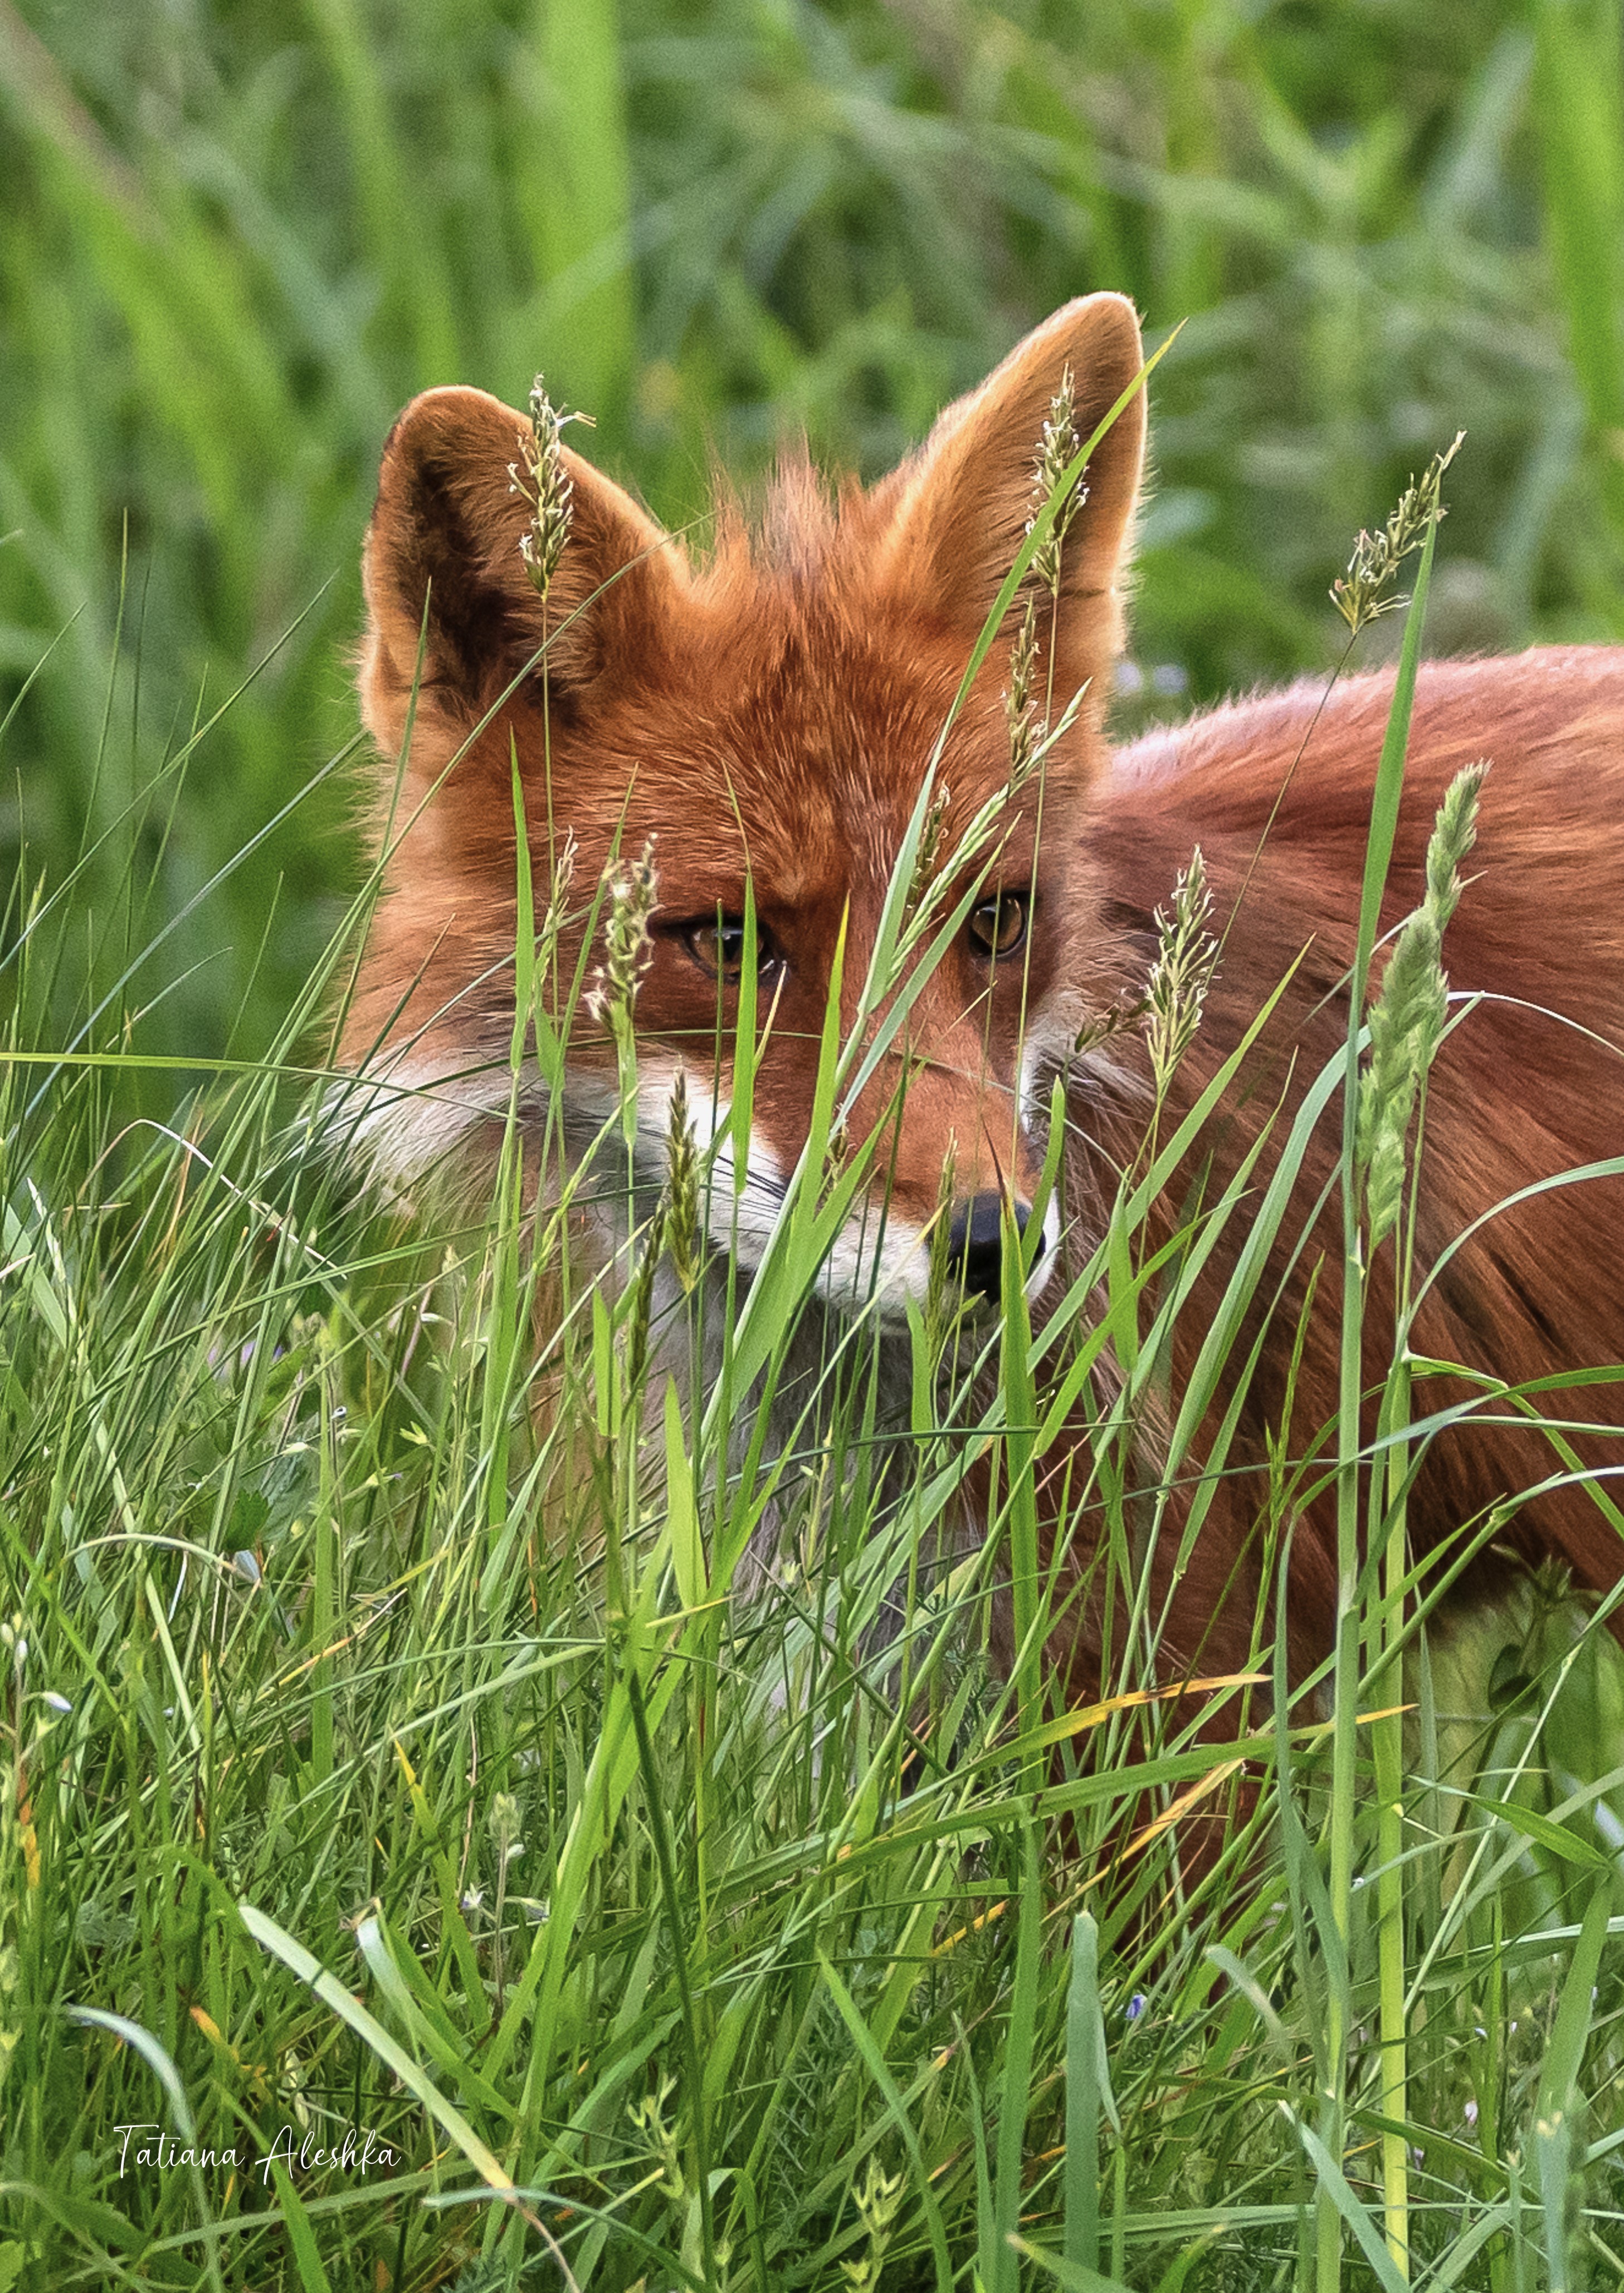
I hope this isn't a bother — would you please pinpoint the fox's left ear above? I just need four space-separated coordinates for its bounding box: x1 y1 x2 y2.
873 294 1146 707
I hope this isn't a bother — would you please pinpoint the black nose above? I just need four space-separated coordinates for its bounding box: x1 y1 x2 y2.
947 1191 1040 1303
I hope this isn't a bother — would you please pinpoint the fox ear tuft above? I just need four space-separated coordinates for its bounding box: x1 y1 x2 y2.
874 294 1147 706
359 387 680 755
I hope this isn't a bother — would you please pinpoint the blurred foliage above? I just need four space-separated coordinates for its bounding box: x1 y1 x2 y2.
1 0 1622 1063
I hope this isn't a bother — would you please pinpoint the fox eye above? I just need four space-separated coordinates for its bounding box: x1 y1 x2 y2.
967 892 1030 962
685 914 772 985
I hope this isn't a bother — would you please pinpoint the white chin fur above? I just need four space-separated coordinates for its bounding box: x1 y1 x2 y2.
815 1207 934 1313
329 1048 511 1184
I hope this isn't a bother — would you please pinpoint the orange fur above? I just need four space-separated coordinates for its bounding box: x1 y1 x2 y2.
337 291 1624 1689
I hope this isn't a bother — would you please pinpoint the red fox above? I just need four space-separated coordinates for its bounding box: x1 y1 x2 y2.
339 291 1624 1687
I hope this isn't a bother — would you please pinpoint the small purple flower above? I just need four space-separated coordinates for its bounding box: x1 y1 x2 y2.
1125 1993 1147 2023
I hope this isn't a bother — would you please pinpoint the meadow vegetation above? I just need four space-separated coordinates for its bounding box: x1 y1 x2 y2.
3 2 1624 2287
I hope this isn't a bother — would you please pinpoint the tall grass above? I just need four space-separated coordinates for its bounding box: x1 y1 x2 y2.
2 455 1624 2289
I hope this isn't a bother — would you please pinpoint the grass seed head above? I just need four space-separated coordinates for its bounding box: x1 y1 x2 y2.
1145 847 1217 1098
1027 363 1086 601
1005 595 1041 789
841 2157 905 2292
588 837 659 1026
1072 993 1149 1060
1332 432 1464 635
665 1069 703 1294
487 1791 521 1865
924 1138 959 1338
622 1191 667 1408
509 375 593 605
1426 758 1485 926
906 782 953 921
628 2075 685 2202
535 831 578 980
1357 760 1485 1250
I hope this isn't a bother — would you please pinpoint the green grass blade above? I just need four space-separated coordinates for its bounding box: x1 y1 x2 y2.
1285 2109 1411 2293
818 1951 954 2293
1532 0 1624 531
514 0 636 433
238 1900 519 2201
1064 1911 1114 2275
1009 2238 1136 2292
991 1824 1044 2293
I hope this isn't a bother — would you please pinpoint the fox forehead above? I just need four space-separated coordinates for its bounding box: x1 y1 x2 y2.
523 580 1030 908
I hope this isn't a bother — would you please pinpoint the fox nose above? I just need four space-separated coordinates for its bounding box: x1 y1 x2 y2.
947 1191 1040 1302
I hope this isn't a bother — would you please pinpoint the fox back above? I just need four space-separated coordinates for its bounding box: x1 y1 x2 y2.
1059 650 1624 1695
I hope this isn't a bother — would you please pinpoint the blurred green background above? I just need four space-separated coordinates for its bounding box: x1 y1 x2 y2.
2 0 1621 1070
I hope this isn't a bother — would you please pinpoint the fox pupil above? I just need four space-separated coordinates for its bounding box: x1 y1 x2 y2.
967 892 1029 961
685 915 758 985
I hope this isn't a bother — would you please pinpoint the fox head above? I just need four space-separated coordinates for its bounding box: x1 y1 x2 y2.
340 294 1145 1313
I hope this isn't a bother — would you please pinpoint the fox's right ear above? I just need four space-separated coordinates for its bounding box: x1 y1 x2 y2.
360 387 682 755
